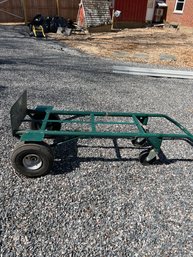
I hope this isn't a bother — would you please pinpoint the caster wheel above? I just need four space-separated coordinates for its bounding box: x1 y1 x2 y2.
139 149 157 166
11 142 54 177
31 112 61 131
131 137 147 147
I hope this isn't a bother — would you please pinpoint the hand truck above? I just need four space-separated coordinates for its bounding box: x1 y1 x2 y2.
32 25 46 38
10 91 193 177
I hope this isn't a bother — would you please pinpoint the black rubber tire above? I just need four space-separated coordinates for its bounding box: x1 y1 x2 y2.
31 113 61 131
139 149 156 166
11 142 54 177
131 137 147 147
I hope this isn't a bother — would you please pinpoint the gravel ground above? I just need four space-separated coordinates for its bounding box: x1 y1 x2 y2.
0 25 193 257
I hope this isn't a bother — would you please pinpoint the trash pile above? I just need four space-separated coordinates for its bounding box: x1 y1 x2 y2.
28 14 76 38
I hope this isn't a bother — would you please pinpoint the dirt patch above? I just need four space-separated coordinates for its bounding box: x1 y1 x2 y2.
48 27 193 68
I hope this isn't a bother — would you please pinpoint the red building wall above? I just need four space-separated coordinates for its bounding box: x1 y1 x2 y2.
114 0 148 23
166 0 193 27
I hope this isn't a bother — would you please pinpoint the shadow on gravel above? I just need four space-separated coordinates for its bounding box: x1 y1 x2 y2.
51 138 139 175
0 59 16 65
158 150 193 165
0 56 109 75
0 85 7 91
51 139 193 175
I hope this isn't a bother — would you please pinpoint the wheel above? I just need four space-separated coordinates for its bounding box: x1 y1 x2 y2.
139 149 157 166
11 142 54 177
31 112 61 131
131 137 147 147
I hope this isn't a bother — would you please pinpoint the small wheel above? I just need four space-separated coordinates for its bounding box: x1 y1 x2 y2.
139 149 156 166
131 137 147 147
31 113 61 131
11 142 54 177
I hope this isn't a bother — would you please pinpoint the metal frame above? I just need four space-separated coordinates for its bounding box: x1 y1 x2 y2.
10 91 193 158
32 25 46 38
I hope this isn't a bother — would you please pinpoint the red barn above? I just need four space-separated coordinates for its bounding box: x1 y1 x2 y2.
77 0 150 29
113 0 149 27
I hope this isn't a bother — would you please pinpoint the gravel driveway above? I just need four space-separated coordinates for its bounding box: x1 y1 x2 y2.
0 25 193 257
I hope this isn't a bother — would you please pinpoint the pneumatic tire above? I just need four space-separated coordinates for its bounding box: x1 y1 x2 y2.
139 149 156 166
11 142 54 177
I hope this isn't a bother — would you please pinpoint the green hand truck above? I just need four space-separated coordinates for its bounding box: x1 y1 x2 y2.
10 91 193 177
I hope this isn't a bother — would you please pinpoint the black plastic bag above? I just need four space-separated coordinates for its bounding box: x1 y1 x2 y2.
44 16 52 33
50 16 68 33
32 14 44 26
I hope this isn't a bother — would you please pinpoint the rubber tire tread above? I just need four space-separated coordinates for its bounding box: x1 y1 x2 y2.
139 149 156 166
11 142 54 178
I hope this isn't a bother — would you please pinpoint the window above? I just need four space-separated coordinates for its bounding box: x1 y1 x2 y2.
174 0 185 13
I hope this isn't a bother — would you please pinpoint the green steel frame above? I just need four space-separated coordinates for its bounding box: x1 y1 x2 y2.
10 91 193 155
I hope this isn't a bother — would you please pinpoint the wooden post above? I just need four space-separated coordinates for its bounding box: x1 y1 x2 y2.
56 0 60 16
21 0 27 24
72 0 74 20
111 9 114 30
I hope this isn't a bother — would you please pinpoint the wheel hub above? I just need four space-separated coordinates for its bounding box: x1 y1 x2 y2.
22 154 42 170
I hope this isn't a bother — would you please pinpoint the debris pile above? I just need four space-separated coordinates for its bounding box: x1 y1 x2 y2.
28 14 75 38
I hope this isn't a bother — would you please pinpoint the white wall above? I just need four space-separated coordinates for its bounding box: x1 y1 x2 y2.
146 0 156 21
